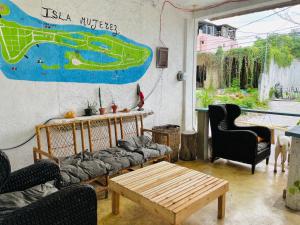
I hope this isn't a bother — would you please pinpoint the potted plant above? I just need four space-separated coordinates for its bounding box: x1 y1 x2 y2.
84 101 97 116
111 100 118 114
98 87 106 115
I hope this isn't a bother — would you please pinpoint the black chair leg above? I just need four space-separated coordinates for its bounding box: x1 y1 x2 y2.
266 157 269 165
211 156 215 163
251 164 256 174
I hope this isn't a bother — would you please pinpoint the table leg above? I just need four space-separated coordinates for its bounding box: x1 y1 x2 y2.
112 191 120 215
218 194 226 219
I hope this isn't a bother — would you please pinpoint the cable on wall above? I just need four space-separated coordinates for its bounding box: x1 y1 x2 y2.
0 118 60 151
130 69 164 110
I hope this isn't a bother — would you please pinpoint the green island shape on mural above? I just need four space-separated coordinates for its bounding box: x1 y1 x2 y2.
0 3 10 16
0 11 151 70
41 64 60 70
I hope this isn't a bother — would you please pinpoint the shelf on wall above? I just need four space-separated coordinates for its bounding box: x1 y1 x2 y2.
50 109 154 124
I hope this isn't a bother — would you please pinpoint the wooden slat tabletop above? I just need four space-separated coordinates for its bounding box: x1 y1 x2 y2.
109 161 229 225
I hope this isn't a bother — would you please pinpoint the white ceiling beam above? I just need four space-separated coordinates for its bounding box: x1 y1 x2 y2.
192 0 300 20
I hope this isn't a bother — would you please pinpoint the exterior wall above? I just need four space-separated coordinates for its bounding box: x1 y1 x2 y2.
203 68 220 89
259 59 300 100
197 33 238 53
0 0 190 170
196 55 220 89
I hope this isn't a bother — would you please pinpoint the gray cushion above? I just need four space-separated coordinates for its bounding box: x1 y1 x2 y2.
258 142 269 153
93 148 144 175
118 135 172 160
60 152 110 186
0 182 57 219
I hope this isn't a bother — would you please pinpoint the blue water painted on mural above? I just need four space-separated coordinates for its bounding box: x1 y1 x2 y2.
71 33 84 39
91 41 110 50
80 50 117 64
0 0 153 84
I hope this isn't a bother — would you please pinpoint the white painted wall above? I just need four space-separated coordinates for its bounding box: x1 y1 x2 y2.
0 0 194 170
259 59 300 100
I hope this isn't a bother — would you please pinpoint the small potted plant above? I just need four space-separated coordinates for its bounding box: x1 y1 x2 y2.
84 101 97 116
99 87 106 115
111 100 118 114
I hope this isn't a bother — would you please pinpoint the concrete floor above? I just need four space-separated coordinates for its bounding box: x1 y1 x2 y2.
98 159 300 225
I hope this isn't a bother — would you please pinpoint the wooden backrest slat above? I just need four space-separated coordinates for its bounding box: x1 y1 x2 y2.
72 123 77 155
135 116 139 136
140 115 144 135
108 119 113 148
36 127 42 150
114 117 118 144
87 121 93 152
36 126 42 159
45 127 52 155
80 122 85 152
120 117 125 139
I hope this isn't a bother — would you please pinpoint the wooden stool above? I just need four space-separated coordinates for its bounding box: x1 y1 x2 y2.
179 131 198 161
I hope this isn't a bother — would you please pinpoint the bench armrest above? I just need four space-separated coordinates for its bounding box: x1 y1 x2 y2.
33 147 59 163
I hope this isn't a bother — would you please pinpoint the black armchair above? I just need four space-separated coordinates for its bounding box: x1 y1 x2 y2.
208 104 271 174
0 151 97 225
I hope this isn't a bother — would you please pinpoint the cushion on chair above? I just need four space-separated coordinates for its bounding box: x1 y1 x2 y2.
257 142 269 153
60 152 111 186
60 148 145 183
0 182 57 221
118 135 172 160
93 148 144 175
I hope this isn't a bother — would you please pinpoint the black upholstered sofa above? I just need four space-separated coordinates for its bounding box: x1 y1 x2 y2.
208 104 271 174
0 151 97 225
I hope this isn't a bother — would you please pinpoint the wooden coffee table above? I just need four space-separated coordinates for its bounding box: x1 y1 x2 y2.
109 161 229 225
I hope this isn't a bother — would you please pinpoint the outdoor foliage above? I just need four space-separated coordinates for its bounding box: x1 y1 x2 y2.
196 88 215 108
197 80 268 109
198 33 300 90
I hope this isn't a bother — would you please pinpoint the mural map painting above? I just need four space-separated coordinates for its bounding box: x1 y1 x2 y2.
0 0 153 84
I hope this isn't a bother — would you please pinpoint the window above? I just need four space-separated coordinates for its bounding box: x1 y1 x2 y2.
207 26 213 35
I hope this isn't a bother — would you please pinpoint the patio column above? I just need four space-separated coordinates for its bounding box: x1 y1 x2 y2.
182 18 197 131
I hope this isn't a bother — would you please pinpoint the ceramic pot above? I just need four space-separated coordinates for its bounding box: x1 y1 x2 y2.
111 104 118 114
99 107 106 115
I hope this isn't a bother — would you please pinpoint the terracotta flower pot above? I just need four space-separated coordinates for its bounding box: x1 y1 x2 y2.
99 107 106 115
111 104 118 114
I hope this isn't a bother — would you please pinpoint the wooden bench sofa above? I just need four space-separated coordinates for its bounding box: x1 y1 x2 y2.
32 112 171 194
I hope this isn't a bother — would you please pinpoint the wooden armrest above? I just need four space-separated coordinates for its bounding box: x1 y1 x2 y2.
33 147 59 163
142 129 171 147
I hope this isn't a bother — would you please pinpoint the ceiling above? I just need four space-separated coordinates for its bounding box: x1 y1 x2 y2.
171 0 225 9
167 0 300 20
